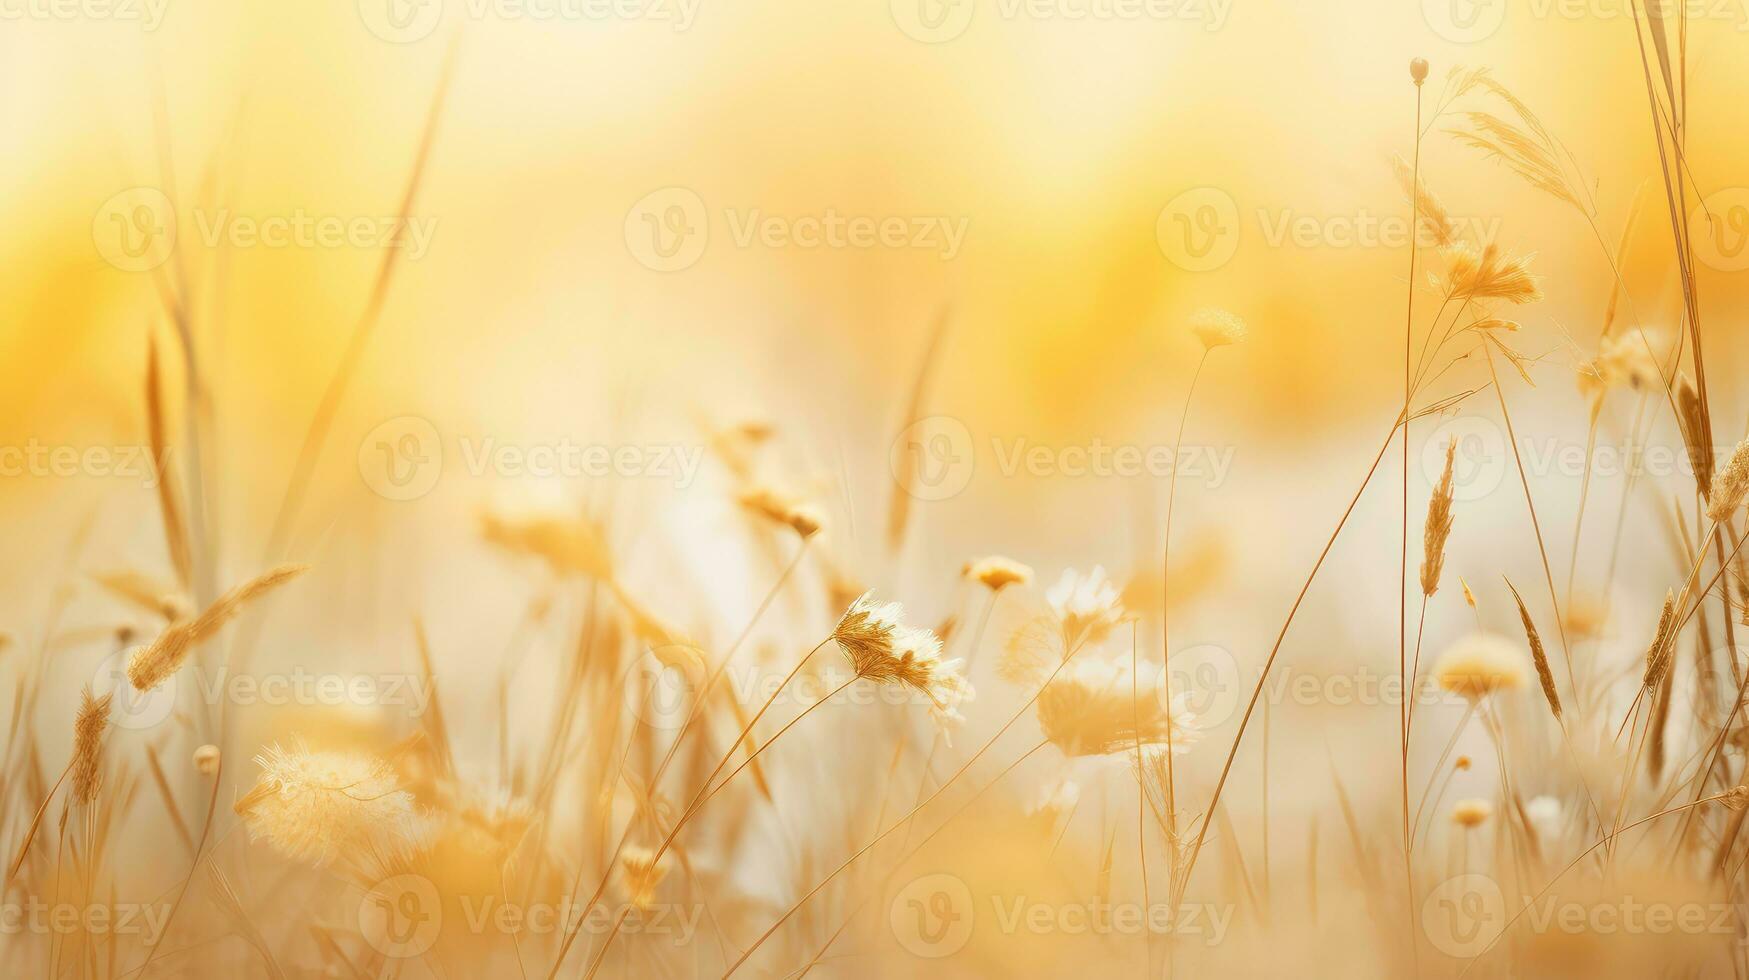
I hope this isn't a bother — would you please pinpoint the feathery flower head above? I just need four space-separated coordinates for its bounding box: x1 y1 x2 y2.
1434 632 1526 700
964 555 1034 592
234 742 424 869
1046 566 1125 649
832 594 971 727
1189 308 1248 350
1442 242 1542 303
1452 798 1493 828
1596 328 1670 392
619 844 672 910
1036 659 1199 758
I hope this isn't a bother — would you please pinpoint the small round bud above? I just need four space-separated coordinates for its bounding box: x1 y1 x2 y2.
1410 58 1430 85
193 744 220 775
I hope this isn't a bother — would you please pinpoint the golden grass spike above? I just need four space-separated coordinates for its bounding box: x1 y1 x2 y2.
1420 439 1456 596
1707 438 1749 523
127 564 310 692
71 686 112 806
1392 154 1456 248
1642 589 1677 690
1503 577 1560 719
1676 373 1715 493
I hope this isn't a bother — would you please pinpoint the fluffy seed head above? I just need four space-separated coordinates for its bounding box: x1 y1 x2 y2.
832 594 971 727
234 742 423 869
964 555 1033 592
1046 566 1125 649
1036 659 1199 758
1434 633 1527 701
1452 798 1493 828
1189 308 1248 350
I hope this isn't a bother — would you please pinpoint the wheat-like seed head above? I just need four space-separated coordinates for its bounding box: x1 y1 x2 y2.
72 686 112 806
1642 590 1677 691
481 510 613 578
127 564 311 692
1393 154 1455 247
737 484 824 539
1706 439 1749 524
1420 438 1457 597
1505 579 1560 719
